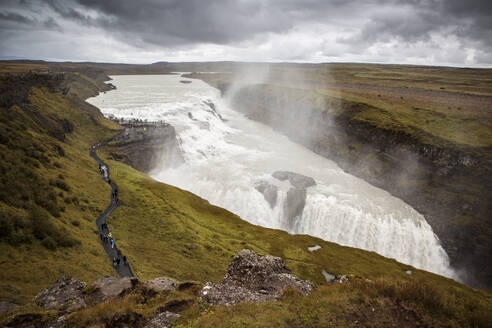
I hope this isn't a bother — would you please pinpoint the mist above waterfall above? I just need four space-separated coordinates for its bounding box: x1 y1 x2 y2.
87 74 458 280
220 64 343 154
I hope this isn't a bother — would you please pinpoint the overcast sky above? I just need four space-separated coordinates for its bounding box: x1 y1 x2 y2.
1 0 491 67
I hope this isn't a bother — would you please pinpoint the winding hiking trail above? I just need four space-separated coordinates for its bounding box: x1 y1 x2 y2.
90 134 135 277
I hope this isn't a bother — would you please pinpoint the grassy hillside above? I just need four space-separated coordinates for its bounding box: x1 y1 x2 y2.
0 64 490 326
0 72 121 303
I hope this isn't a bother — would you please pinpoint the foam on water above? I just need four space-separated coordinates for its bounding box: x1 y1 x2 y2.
87 74 457 279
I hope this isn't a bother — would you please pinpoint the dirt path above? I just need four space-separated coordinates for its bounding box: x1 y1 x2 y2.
90 135 134 277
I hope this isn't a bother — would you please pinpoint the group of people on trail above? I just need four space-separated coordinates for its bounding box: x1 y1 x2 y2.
93 141 131 275
98 163 109 181
99 225 114 247
112 255 127 268
100 222 128 270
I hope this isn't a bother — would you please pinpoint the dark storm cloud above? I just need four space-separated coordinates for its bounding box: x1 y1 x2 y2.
0 0 491 65
31 0 490 54
0 12 59 40
0 1 60 30
441 0 492 45
4 0 492 47
38 0 390 47
0 11 33 25
350 0 492 48
43 0 91 25
48 0 305 45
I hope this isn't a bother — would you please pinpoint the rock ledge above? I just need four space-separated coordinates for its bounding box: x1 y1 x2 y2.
200 249 315 306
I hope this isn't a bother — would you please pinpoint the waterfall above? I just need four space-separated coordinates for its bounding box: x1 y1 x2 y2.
87 74 457 279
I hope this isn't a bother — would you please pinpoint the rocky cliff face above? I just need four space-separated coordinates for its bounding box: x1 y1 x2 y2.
216 83 491 290
110 123 183 173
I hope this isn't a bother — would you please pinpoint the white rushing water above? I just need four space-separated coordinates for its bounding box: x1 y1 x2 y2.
87 74 456 279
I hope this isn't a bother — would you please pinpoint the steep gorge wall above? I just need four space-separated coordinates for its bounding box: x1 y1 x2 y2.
220 83 491 290
107 123 183 173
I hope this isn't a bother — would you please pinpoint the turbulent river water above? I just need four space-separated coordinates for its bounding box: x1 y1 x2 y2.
87 74 457 279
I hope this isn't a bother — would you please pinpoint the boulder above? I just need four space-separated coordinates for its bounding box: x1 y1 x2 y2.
201 283 269 305
47 314 68 328
144 311 180 328
254 180 278 208
272 171 316 189
34 277 87 310
200 249 314 306
144 277 179 292
88 276 139 302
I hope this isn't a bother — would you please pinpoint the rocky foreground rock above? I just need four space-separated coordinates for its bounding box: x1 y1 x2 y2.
34 277 87 311
87 276 139 303
144 277 179 292
33 275 179 311
29 275 183 328
143 311 180 328
200 249 315 306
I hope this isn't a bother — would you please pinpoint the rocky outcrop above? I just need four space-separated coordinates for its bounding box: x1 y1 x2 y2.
88 276 139 302
47 315 68 328
254 180 278 208
144 277 179 292
272 171 316 189
111 123 183 172
10 275 183 328
144 311 180 328
34 277 87 310
200 249 315 306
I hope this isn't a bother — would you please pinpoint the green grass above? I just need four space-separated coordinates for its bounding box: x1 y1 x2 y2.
0 66 490 326
0 74 120 303
177 279 491 328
